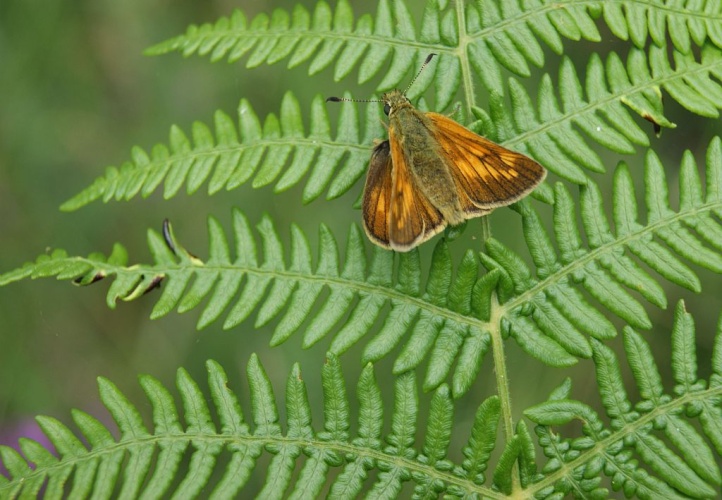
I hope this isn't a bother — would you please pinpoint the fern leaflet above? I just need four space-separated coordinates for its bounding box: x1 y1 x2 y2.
4 301 722 497
5 137 722 395
526 300 722 498
145 0 722 99
61 44 722 211
485 137 722 365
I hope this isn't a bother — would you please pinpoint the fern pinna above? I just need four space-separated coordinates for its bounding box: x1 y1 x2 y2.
60 44 722 211
4 0 722 498
2 301 722 497
7 137 722 391
61 0 722 210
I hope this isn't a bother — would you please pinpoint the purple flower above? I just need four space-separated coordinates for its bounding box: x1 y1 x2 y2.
0 418 55 476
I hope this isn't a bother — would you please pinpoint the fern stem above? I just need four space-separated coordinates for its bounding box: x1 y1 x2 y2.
479 215 491 250
489 291 521 491
455 0 476 117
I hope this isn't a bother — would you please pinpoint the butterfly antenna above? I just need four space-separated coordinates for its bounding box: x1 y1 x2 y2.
403 53 437 95
325 96 381 103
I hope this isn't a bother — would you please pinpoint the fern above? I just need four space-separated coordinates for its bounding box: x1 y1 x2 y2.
1 215 492 395
526 301 722 498
61 42 722 210
484 137 722 362
60 91 383 210
145 0 722 95
4 0 722 498
7 136 722 398
2 302 722 497
146 0 607 100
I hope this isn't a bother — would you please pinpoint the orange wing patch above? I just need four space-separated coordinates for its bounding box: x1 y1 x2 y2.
362 141 394 248
426 112 546 211
387 127 446 251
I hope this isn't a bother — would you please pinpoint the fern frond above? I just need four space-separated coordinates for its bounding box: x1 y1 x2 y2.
0 354 508 497
0 244 129 290
5 301 722 497
11 137 722 393
61 43 722 210
484 42 722 186
0 212 494 394
600 0 722 53
486 136 722 365
145 0 599 101
61 91 384 211
145 0 722 98
525 300 722 498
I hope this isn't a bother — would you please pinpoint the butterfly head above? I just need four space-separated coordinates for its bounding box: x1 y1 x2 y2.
380 90 409 117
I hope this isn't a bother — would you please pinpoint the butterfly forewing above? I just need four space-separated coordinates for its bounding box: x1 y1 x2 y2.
426 113 546 211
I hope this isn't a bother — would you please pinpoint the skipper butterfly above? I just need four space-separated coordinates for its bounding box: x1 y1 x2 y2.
327 54 546 251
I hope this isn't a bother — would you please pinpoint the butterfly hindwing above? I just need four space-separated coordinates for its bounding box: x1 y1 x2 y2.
385 127 446 250
362 135 446 251
362 140 394 248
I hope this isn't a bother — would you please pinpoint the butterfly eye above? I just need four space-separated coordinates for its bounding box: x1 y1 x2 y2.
383 103 391 115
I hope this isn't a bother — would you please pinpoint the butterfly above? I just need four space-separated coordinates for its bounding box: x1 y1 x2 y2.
327 54 546 252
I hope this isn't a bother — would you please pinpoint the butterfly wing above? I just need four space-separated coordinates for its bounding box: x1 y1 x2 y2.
387 127 447 251
362 141 395 249
362 130 446 252
425 112 546 212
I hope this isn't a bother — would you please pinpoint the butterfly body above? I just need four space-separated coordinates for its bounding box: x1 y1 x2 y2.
362 89 546 252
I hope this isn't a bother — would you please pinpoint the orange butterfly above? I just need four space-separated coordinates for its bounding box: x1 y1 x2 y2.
328 54 546 252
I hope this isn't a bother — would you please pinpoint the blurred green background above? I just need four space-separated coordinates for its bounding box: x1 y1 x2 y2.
1 0 722 472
